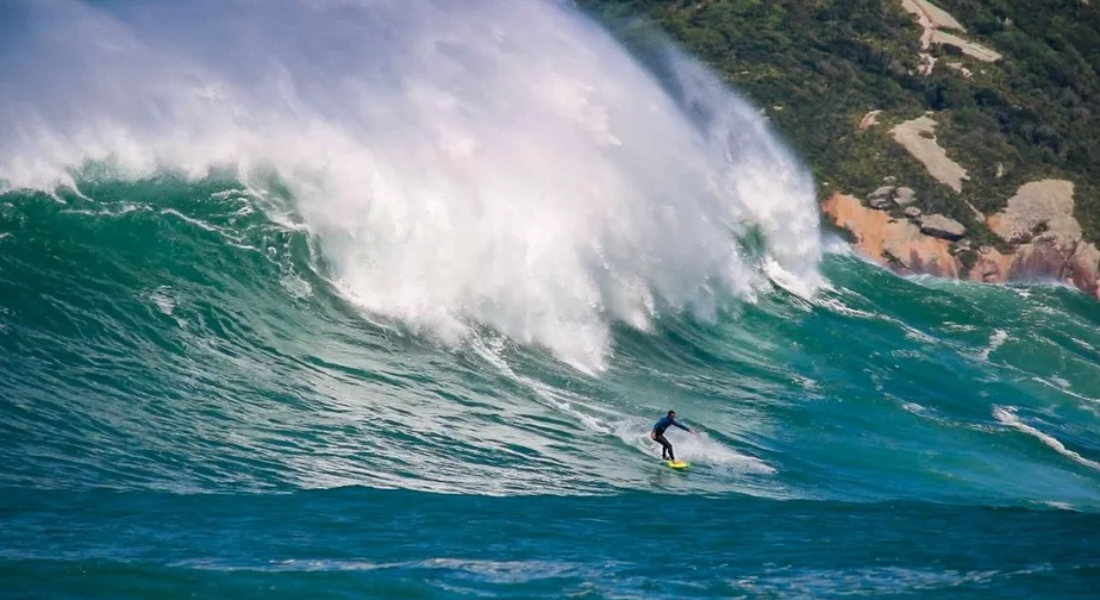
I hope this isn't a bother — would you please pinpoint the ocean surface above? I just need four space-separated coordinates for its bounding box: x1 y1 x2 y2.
2 1 1099 598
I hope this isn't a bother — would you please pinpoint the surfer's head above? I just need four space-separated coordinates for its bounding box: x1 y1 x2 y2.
668 410 676 419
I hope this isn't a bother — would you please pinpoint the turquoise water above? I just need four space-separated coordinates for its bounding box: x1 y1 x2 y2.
4 176 1100 598
3 1 1100 598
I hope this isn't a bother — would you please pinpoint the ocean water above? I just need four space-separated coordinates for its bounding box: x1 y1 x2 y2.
2 1 1099 598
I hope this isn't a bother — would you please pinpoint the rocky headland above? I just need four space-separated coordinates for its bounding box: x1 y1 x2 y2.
823 179 1100 298
825 108 1098 298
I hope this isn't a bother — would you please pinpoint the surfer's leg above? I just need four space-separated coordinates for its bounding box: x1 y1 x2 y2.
656 434 673 460
652 432 665 459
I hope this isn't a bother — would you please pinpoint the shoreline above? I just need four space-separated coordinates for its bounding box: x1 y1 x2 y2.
821 191 1100 299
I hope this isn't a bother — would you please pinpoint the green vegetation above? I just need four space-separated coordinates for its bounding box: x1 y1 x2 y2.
576 0 1100 243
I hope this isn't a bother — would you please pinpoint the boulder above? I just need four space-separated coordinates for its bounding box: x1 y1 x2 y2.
1067 243 1100 299
904 206 922 219
867 186 895 210
893 187 916 205
919 214 966 240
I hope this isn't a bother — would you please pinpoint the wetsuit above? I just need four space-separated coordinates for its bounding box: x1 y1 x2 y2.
652 416 690 461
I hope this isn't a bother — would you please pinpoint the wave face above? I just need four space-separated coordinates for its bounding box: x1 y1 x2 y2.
2 1 1099 598
0 0 820 372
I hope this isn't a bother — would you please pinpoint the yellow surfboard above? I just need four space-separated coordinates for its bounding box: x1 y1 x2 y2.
666 460 689 469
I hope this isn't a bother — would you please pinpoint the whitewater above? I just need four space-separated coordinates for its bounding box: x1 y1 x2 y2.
2 1 1098 598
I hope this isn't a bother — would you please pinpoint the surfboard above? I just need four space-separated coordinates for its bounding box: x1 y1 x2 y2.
666 460 689 469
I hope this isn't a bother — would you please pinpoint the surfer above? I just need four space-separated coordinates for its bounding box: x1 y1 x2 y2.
651 410 695 461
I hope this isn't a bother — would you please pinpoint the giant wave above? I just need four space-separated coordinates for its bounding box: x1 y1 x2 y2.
0 0 821 373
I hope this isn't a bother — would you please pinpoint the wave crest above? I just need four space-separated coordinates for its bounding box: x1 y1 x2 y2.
0 0 821 371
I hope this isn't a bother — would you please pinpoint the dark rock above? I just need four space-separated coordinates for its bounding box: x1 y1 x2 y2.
867 185 895 210
919 214 966 240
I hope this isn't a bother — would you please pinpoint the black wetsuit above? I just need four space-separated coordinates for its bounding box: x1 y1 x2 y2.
652 416 690 461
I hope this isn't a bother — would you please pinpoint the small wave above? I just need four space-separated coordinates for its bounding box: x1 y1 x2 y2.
147 287 176 316
740 565 1034 598
902 324 937 345
1030 378 1100 416
993 406 1100 471
902 401 927 415
791 374 820 391
1070 337 1096 350
811 295 878 319
61 202 149 219
978 329 1009 361
1041 500 1077 511
178 557 583 579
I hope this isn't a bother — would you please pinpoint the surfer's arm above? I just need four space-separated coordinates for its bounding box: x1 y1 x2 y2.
673 421 692 432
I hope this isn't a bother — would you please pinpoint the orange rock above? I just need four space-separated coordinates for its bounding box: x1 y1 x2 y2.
823 191 1100 299
1067 243 1100 299
968 248 1013 283
822 193 958 277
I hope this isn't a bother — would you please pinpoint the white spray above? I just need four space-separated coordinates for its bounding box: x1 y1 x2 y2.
0 0 822 371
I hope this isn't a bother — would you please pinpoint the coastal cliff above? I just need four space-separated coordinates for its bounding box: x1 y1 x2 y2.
823 186 1100 298
826 107 1099 297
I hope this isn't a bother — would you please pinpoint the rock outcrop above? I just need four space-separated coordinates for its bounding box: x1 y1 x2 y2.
823 183 1100 299
894 187 916 205
899 0 1002 75
858 110 883 131
987 180 1078 245
865 185 918 209
889 117 970 192
823 193 958 278
867 186 895 209
968 240 1100 296
981 180 1100 295
918 214 966 240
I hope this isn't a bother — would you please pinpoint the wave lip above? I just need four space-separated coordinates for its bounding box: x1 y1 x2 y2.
994 406 1100 472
